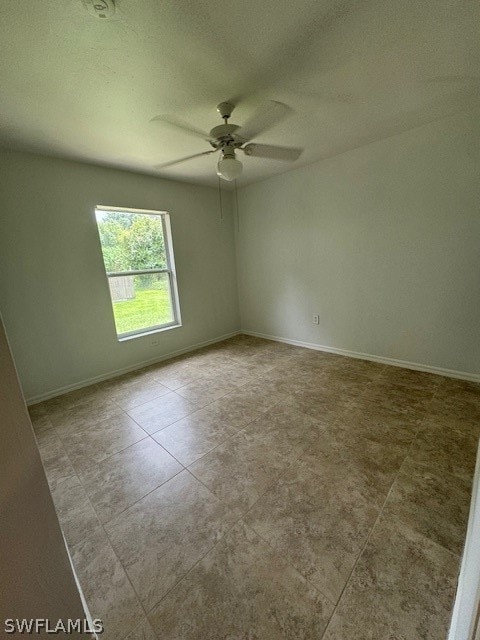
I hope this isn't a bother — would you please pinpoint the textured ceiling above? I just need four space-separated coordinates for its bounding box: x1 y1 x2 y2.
0 0 479 186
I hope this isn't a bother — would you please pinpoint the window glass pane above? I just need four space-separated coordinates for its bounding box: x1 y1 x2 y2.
108 273 174 335
96 210 167 271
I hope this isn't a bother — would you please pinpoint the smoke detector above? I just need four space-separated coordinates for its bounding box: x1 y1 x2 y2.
82 0 115 18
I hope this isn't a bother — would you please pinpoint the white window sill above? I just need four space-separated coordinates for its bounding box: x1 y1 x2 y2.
117 322 182 342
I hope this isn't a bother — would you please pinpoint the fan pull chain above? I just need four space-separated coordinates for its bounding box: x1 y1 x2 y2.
218 176 224 221
234 179 240 232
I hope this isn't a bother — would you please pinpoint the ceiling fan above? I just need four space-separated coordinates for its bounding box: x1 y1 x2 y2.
151 101 303 181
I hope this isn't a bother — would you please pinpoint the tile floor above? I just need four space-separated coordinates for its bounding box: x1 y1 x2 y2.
29 335 479 639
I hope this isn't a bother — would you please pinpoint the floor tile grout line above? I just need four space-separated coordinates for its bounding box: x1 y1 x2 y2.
32 339 356 412
158 364 263 392
181 397 289 467
104 348 272 412
320 378 441 635
44 357 434 434
66 382 310 635
320 471 404 636
39 356 432 505
109 386 171 412
320 379 445 638
148 435 326 620
44 362 296 514
37 432 79 495
136 464 272 620
123 371 270 433
34 339 466 638
39 438 147 640
124 617 161 640
187 403 296 504
173 376 257 403
99 522 155 638
69 458 187 639
46 399 150 440
172 374 272 408
156 359 382 594
389 379 473 561
42 346 304 441
96 464 188 526
81 403 283 640
140 513 232 621
40 385 429 639
50 381 249 473
398 378 447 460
186 419 344 606
146 379 292 464
57 423 190 530
35 343 314 630
147 351 261 393
126 398 201 435
241 519 337 610
98 521 159 639
152 400 254 437
227 377 389 618
55 424 161 481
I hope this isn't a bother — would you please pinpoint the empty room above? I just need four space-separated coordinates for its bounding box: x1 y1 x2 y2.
1 0 480 638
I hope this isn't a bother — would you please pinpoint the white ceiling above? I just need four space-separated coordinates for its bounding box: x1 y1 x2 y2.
0 0 479 186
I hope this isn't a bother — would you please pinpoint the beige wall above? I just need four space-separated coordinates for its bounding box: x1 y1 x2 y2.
235 111 480 376
0 151 239 401
1 110 479 402
0 314 87 632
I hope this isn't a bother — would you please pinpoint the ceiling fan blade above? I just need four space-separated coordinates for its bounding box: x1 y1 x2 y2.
154 150 217 170
150 115 213 141
236 101 294 142
242 143 303 162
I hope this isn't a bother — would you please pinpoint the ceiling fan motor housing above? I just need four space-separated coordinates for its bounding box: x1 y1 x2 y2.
151 99 301 174
221 144 236 158
209 123 239 140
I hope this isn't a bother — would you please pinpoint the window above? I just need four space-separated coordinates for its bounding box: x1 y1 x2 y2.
95 206 181 339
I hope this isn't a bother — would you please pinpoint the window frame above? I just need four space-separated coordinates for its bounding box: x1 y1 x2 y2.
95 205 182 341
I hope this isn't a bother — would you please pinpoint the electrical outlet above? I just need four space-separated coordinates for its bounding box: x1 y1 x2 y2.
312 315 319 325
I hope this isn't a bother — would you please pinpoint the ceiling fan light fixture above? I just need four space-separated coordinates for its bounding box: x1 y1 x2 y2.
217 155 243 181
151 100 303 178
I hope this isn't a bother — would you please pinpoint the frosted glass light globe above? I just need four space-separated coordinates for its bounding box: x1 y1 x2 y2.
217 156 243 181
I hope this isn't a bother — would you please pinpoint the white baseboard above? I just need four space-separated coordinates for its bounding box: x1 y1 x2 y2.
26 330 241 405
28 327 479 404
242 330 480 383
